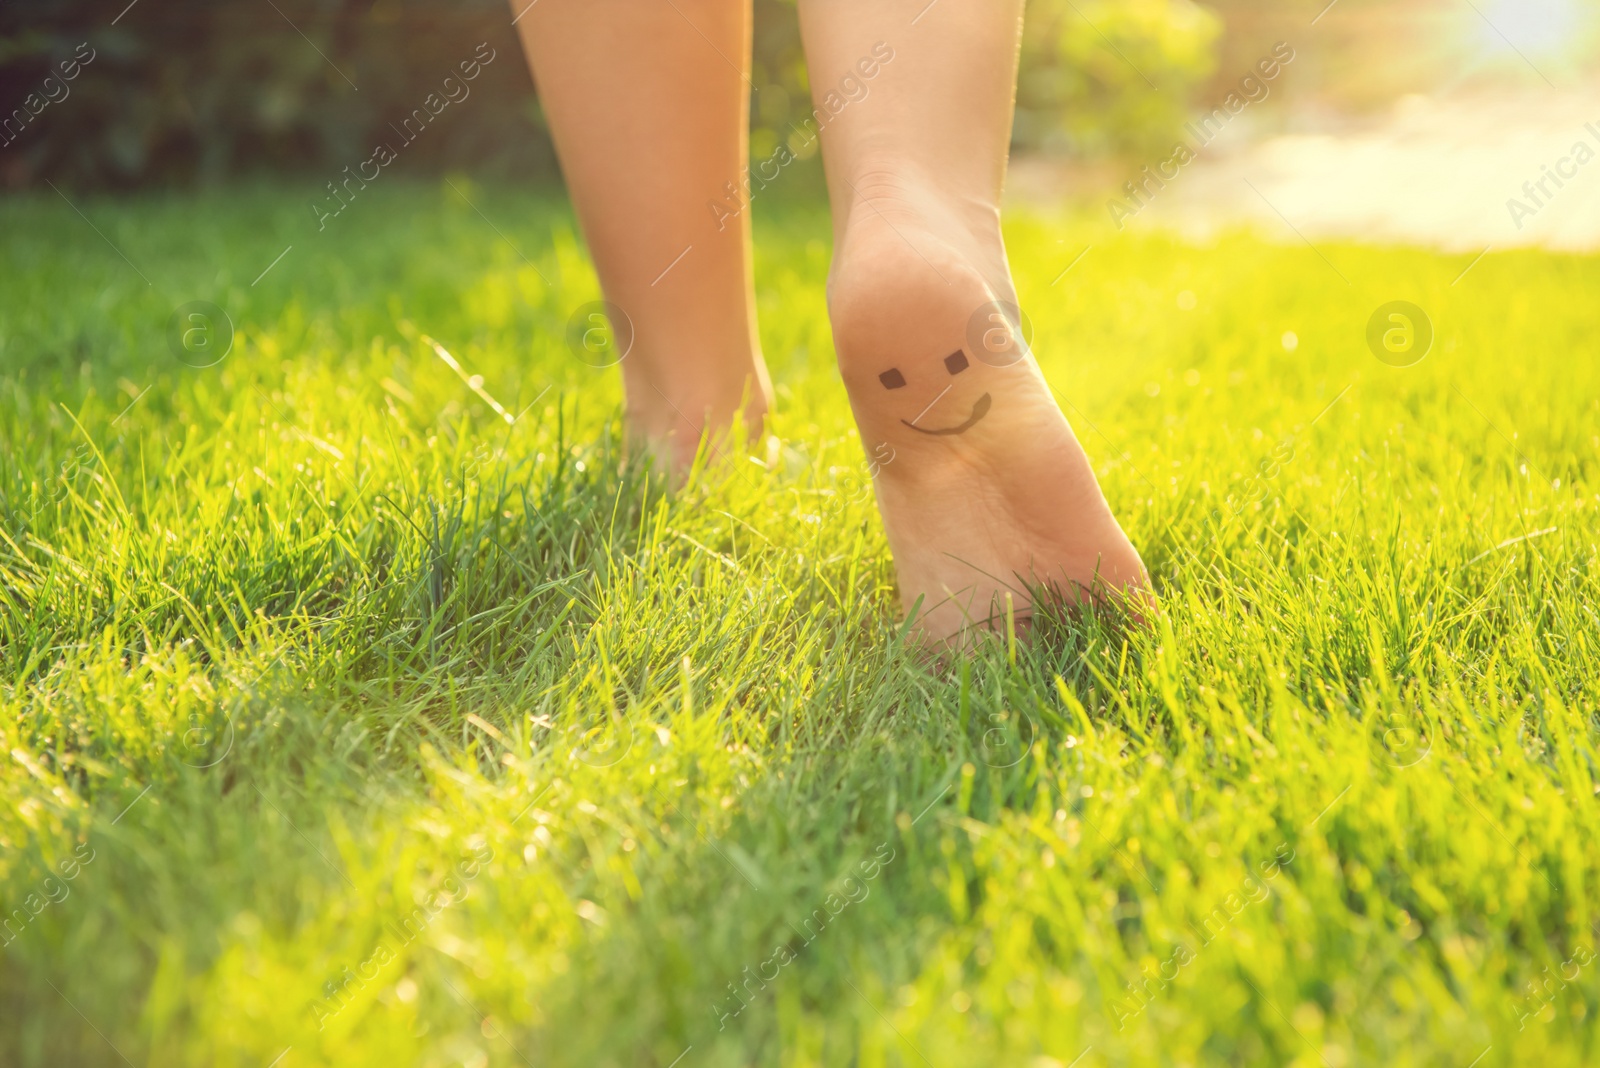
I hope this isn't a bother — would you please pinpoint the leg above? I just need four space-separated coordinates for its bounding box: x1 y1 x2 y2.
512 0 771 473
797 0 1149 642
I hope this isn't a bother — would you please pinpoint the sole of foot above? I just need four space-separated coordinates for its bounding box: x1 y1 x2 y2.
827 200 1151 646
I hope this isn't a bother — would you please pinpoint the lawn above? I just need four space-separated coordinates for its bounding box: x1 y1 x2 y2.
1 179 1597 1067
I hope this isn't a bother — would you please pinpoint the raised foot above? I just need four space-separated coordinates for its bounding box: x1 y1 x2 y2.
828 214 1151 645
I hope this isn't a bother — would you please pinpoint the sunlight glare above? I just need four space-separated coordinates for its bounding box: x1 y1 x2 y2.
1476 0 1586 59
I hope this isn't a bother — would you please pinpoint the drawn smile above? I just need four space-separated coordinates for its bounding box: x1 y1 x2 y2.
902 393 992 436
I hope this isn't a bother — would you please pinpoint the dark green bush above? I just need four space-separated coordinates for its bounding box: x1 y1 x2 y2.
0 0 557 188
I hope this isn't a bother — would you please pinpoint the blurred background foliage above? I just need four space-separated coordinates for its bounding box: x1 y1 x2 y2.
1015 0 1220 157
0 0 558 188
0 0 1224 190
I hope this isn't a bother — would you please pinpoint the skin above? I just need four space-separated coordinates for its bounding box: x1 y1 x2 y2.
513 0 1150 644
510 0 771 471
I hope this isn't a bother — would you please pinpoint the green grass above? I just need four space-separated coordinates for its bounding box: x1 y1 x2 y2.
1 178 1597 1067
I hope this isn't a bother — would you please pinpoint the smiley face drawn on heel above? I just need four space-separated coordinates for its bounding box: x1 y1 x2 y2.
903 391 991 435
879 349 993 436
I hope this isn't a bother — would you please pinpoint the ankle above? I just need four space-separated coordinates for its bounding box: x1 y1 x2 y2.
620 352 771 468
841 165 1003 236
833 169 1009 291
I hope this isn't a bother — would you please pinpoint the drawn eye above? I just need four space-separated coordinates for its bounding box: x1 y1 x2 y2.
878 368 906 390
944 351 969 375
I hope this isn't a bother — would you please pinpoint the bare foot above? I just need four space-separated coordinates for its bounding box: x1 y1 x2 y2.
620 356 773 477
827 196 1150 644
